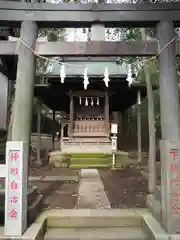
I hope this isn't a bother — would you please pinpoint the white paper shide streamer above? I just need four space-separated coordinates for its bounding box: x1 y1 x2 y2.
46 62 53 73
126 64 134 87
91 97 94 106
85 97 88 106
137 91 141 106
60 64 66 83
83 68 89 90
103 67 110 87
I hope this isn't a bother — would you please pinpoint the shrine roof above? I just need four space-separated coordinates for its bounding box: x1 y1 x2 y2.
35 60 157 112
34 79 158 112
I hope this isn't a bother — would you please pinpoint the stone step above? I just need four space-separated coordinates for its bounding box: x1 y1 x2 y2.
70 158 109 165
44 227 147 240
46 209 143 228
70 164 109 169
71 158 109 161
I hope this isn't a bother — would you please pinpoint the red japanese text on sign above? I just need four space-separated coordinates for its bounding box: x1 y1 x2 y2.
170 179 180 184
10 181 18 191
9 196 18 204
9 150 19 162
169 163 179 174
9 209 18 219
172 193 180 201
169 149 179 160
172 203 180 215
10 168 19 176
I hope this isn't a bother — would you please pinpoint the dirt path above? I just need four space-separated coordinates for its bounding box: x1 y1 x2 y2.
99 168 148 208
29 166 79 209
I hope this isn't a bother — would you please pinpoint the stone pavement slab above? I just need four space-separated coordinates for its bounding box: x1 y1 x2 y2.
28 175 78 182
76 169 110 209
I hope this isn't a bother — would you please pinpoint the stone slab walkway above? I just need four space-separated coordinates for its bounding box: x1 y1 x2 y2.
28 175 78 182
76 169 110 209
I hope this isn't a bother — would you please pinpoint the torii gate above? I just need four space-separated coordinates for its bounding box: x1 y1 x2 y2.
0 1 180 237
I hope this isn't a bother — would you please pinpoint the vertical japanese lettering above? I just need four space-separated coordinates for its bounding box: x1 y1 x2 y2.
9 150 19 162
169 149 179 160
169 163 179 174
8 209 17 219
9 196 18 203
10 181 18 191
10 168 19 176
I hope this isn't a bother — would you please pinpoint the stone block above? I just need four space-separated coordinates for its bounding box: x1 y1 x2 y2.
48 151 70 168
160 140 180 234
146 194 161 222
46 209 143 228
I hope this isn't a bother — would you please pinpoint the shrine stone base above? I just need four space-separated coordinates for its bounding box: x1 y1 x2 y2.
61 138 111 153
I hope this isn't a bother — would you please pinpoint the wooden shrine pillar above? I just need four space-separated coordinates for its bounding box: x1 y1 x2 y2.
52 110 55 150
104 92 109 134
69 91 74 138
12 21 37 144
35 103 41 165
117 111 128 151
157 21 180 234
60 111 64 141
137 91 142 164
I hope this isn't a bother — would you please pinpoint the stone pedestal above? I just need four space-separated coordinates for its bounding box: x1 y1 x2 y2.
160 140 180 234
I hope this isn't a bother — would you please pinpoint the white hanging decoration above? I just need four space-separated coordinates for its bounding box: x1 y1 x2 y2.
126 64 135 87
83 67 89 90
97 97 99 106
60 64 66 83
103 67 110 87
85 97 88 106
137 91 141 106
79 96 82 105
46 62 53 73
91 97 94 106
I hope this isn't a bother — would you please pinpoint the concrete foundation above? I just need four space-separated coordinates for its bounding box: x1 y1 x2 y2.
0 209 172 240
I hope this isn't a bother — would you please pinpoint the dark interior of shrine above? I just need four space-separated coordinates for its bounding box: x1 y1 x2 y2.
34 77 149 112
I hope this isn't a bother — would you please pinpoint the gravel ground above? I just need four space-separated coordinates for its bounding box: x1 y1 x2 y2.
99 168 148 208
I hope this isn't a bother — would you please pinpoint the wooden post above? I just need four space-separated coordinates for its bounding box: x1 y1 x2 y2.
157 21 180 234
104 92 109 134
69 92 74 139
52 110 55 150
35 104 41 165
137 91 142 164
60 111 64 150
